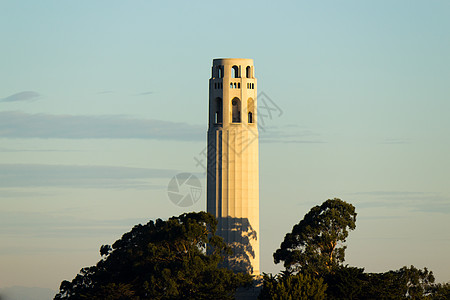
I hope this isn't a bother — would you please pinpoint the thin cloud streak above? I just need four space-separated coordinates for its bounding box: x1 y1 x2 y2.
135 91 154 96
0 211 152 239
380 138 411 144
97 90 114 94
0 164 177 189
0 147 78 152
0 111 204 141
347 191 450 214
0 111 323 144
0 91 40 102
259 127 324 144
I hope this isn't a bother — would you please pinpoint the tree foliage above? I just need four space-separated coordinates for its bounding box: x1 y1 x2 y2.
429 282 450 300
360 265 435 299
323 265 439 299
260 264 443 300
324 265 366 299
274 198 357 275
54 212 252 300
258 271 327 300
266 198 448 299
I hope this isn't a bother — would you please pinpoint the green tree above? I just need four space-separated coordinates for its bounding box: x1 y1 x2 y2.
429 282 450 300
54 212 252 300
360 265 435 299
322 264 441 299
274 198 357 275
324 265 366 299
258 272 327 300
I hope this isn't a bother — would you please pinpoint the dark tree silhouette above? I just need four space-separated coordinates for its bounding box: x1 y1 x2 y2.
274 198 357 275
258 271 327 300
359 265 436 299
54 212 252 300
216 216 257 274
266 199 448 299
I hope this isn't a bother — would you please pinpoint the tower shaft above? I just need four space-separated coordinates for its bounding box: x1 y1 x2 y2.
207 58 259 275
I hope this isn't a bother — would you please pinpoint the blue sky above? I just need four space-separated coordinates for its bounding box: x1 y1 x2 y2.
1 0 449 293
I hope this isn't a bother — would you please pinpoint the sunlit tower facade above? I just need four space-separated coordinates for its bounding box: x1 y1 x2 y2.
207 58 259 275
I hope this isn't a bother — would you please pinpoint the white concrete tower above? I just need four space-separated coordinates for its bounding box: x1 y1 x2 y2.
207 58 259 275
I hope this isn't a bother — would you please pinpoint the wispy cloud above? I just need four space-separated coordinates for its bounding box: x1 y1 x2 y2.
347 190 450 214
0 111 324 143
0 286 56 300
0 210 152 239
97 90 114 94
380 138 411 144
0 147 77 152
0 164 177 189
0 189 54 198
351 191 428 196
0 111 203 140
260 126 324 144
0 91 40 102
135 91 154 96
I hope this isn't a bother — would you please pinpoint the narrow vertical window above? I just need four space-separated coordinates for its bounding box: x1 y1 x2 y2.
247 98 254 124
238 83 240 88
232 98 241 123
215 98 223 124
218 66 224 78
246 66 251 78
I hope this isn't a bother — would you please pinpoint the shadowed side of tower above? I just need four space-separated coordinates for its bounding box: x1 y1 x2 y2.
207 58 260 276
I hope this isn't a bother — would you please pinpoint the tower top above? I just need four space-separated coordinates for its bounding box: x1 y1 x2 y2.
211 58 255 80
213 58 254 66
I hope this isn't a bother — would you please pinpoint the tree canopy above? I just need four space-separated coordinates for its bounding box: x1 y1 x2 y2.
258 271 327 300
53 200 450 299
324 265 440 299
270 198 449 299
54 212 251 300
273 198 357 275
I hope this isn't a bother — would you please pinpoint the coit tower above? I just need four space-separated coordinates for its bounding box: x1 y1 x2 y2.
207 58 259 275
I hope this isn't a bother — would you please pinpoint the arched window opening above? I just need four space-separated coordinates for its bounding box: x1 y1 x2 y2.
230 83 233 89
247 98 254 124
232 98 241 123
232 65 239 78
214 98 223 124
252 83 254 89
238 83 240 88
218 66 224 78
246 66 251 78
234 82 237 88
